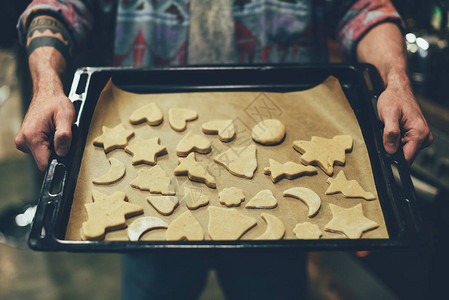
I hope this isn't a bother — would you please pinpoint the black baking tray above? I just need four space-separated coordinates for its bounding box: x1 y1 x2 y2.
28 64 425 252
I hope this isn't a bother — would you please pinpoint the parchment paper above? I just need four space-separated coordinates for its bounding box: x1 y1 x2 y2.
65 76 389 241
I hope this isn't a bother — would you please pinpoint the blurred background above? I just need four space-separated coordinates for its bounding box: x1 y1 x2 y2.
0 1 448 299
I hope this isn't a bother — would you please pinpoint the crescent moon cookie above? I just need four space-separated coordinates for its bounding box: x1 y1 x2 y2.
213 144 257 179
174 153 216 188
146 196 179 216
129 102 163 126
251 119 286 145
255 213 285 240
324 203 379 239
292 135 353 176
130 165 175 195
176 131 212 157
168 108 198 131
127 216 168 241
326 170 376 200
92 158 126 185
264 159 317 183
202 119 236 142
93 123 134 153
125 136 167 165
166 211 204 241
283 187 321 217
182 186 210 210
245 190 278 209
208 207 257 240
293 222 323 239
81 190 143 241
218 187 245 207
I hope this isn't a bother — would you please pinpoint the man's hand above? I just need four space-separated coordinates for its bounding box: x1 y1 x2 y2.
15 15 74 171
15 85 74 172
356 22 432 164
377 80 432 164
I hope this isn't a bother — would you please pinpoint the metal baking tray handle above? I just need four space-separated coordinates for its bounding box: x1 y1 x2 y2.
28 156 67 250
388 152 424 235
69 68 94 126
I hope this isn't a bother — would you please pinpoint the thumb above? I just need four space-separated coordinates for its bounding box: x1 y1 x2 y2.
53 108 74 157
380 108 401 155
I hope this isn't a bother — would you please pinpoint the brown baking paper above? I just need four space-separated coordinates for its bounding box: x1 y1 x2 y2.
65 76 389 241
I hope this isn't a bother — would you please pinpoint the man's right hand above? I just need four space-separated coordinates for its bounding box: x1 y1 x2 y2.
16 15 74 172
15 84 75 172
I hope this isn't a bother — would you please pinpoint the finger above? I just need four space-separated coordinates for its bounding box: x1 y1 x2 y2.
15 133 31 154
381 112 401 154
402 139 419 165
30 142 51 172
54 110 73 157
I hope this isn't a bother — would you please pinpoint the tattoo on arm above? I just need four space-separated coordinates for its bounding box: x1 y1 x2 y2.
26 16 73 63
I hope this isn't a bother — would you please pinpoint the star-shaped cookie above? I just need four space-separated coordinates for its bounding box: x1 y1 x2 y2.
324 203 379 239
125 136 167 165
326 170 376 200
93 123 134 153
264 158 317 183
81 189 143 240
292 135 353 176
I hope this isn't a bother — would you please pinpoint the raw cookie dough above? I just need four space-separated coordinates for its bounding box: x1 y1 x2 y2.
208 207 257 240
168 108 198 131
283 187 321 217
146 196 179 216
255 213 285 240
326 170 376 200
264 159 317 183
292 135 353 176
174 152 216 188
324 203 379 239
251 119 286 145
182 186 210 210
218 187 245 207
202 119 235 142
93 123 134 153
166 211 204 241
130 165 175 195
176 131 212 157
92 158 126 185
129 102 163 125
127 216 168 241
245 190 278 209
213 144 257 179
293 222 322 239
81 190 143 240
125 136 167 165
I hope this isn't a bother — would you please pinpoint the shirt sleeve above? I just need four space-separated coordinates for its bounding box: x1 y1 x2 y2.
16 0 94 51
337 0 405 61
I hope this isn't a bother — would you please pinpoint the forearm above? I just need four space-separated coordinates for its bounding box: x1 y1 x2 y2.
26 15 72 96
356 22 409 89
356 22 432 163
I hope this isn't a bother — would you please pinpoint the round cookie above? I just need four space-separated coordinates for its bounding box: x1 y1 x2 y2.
251 119 286 145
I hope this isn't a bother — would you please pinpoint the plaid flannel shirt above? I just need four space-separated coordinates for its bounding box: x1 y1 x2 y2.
17 0 403 66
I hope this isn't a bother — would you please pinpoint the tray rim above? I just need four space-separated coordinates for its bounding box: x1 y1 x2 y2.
28 64 426 252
